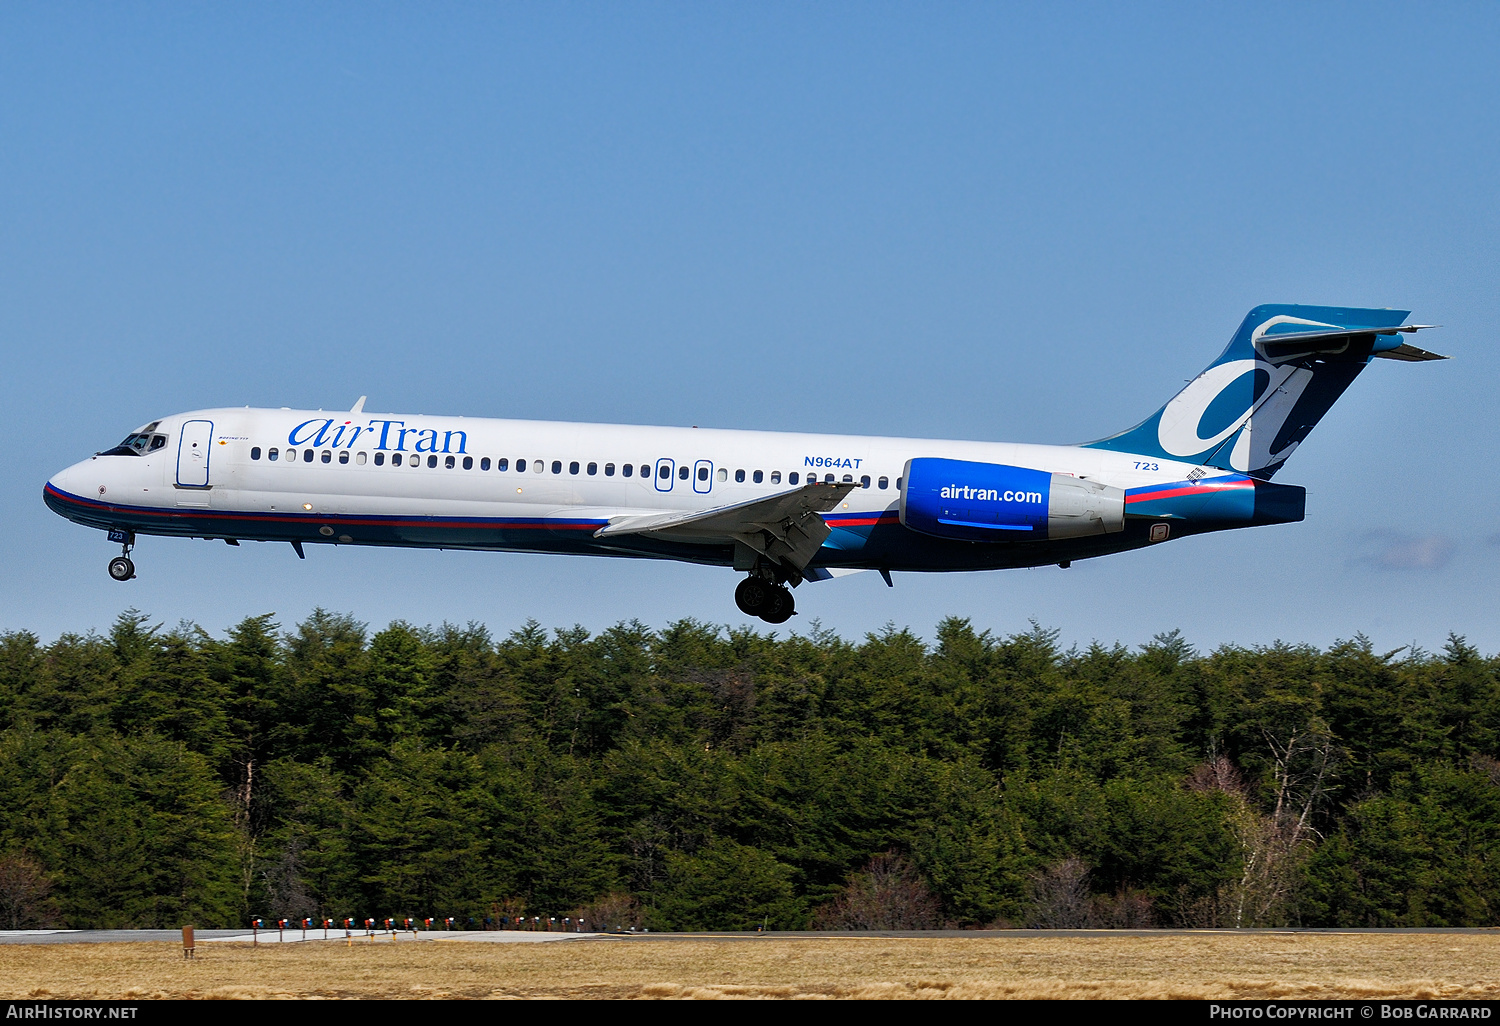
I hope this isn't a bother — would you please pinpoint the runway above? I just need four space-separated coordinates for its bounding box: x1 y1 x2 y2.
0 928 1495 999
0 929 596 945
1 927 1493 945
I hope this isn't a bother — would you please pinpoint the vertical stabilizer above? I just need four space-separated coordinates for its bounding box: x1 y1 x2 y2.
1085 305 1439 478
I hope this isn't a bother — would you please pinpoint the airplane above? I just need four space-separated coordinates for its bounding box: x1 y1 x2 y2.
44 304 1444 624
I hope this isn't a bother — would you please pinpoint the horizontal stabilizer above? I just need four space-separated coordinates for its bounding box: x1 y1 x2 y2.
1257 323 1444 363
1373 342 1448 362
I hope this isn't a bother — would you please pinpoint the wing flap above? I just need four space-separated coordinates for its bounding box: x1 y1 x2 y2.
595 481 859 571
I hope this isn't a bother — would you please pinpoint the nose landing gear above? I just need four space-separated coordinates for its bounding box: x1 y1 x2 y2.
734 575 795 624
106 530 136 581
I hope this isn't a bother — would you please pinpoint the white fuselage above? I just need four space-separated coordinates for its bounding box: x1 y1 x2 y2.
47 406 1196 557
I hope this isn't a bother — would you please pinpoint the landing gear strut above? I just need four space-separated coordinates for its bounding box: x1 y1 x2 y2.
107 531 136 582
734 574 795 624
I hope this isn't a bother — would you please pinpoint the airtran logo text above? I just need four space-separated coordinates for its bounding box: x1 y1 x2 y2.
941 484 1043 504
288 418 468 454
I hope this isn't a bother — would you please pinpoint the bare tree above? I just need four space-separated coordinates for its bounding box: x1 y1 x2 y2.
571 892 643 933
262 838 316 921
1230 728 1334 927
1188 732 1336 928
1186 754 1248 797
814 852 942 930
1091 887 1155 928
0 856 55 930
1025 857 1092 929
1471 754 1500 788
227 757 258 920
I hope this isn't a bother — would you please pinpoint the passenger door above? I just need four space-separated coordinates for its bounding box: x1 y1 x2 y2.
176 420 213 487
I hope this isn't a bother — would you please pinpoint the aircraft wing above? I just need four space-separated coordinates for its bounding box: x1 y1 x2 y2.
595 480 860 571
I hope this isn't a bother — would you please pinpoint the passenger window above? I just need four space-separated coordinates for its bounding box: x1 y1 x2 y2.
535 460 545 473
770 471 780 484
445 455 456 469
896 477 903 490
552 460 563 474
304 449 314 463
339 451 350 464
789 472 799 484
621 464 632 477
753 470 763 483
587 462 597 475
320 450 331 463
878 476 888 489
269 448 279 462
641 465 651 478
826 473 836 483
735 469 745 483
498 458 509 471
375 452 385 466
422 455 433 468
658 465 671 480
462 456 472 470
393 453 403 466
569 461 579 475
859 474 869 488
480 457 490 471
251 447 262 461
356 452 367 465
678 465 689 480
605 463 615 476
841 474 852 483
698 466 709 481
716 468 727 482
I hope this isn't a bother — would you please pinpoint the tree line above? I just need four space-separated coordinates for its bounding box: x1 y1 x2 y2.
0 609 1496 931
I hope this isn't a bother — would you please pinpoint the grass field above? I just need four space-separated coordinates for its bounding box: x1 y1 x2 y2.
1 932 1497 1000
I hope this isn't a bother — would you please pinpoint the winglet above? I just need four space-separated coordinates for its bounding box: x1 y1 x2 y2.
351 396 367 413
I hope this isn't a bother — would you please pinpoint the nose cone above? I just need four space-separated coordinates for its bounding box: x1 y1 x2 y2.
43 460 96 524
45 461 76 499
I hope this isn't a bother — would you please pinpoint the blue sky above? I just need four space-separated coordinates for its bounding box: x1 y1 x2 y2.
4 2 1498 653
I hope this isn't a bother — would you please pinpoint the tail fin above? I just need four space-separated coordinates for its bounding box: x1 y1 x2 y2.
1085 304 1443 478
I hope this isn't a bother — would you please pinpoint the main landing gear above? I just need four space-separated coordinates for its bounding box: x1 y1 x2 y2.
735 575 795 624
107 531 136 582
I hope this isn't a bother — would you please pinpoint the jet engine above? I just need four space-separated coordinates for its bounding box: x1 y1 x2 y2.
899 457 1124 542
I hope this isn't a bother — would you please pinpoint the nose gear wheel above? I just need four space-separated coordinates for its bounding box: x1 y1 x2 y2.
107 531 136 581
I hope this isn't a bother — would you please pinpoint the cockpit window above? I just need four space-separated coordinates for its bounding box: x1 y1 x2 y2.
99 431 167 457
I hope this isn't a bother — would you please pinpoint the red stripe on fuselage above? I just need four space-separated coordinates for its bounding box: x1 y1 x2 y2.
1124 480 1253 504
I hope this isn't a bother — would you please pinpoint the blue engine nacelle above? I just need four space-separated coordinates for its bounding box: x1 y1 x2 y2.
900 457 1125 542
